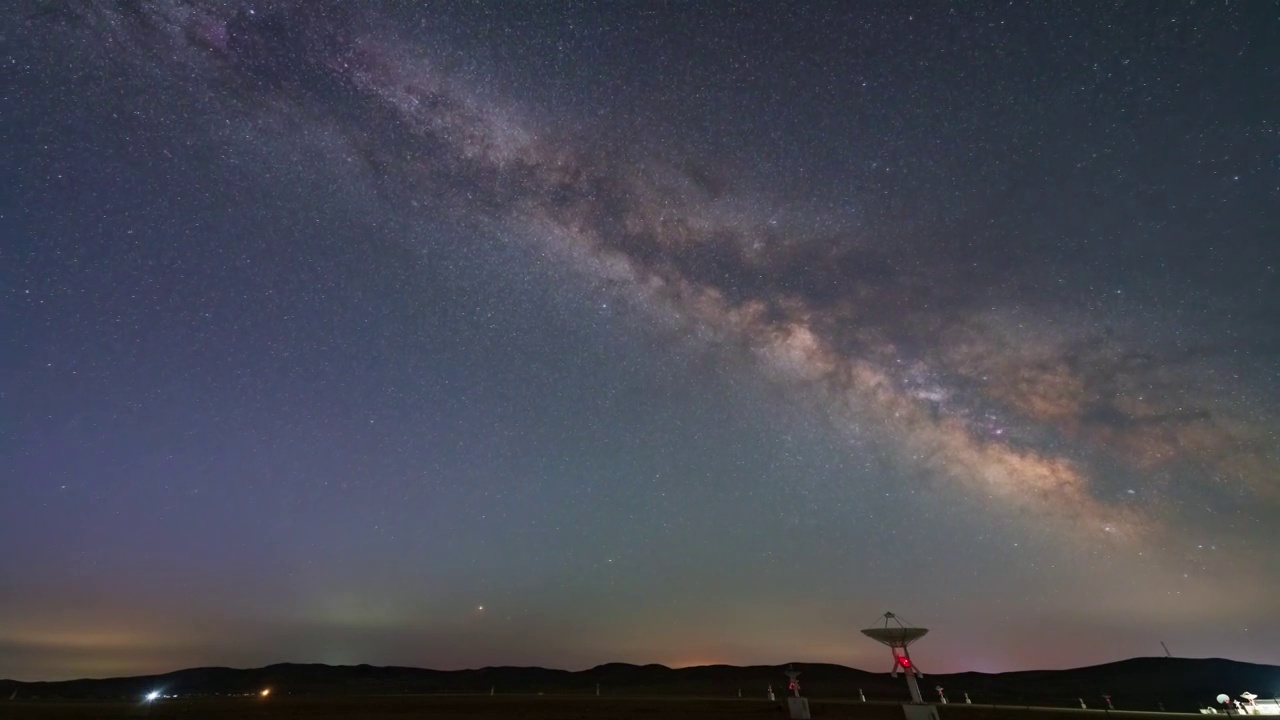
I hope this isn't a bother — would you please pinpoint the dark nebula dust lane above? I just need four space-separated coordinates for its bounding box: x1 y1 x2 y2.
3 0 1278 680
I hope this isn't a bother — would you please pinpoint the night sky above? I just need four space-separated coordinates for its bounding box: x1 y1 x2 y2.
3 1 1279 682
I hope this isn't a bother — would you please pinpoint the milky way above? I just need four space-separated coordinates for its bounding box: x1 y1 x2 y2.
104 0 1270 539
4 0 1278 679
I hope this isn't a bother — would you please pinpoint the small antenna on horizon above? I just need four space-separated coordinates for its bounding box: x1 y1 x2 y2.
784 666 802 698
1160 641 1173 658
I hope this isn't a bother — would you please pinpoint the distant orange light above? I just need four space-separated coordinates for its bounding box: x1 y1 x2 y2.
260 689 270 697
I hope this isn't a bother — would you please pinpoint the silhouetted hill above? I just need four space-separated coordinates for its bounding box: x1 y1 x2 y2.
2 657 1274 712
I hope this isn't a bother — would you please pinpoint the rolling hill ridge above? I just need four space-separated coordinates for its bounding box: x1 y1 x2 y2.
3 657 1276 711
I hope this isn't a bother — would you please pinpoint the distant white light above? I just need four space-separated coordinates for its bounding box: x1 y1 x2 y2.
145 691 161 702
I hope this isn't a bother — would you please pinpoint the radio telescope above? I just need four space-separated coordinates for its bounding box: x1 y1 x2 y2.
861 612 928 704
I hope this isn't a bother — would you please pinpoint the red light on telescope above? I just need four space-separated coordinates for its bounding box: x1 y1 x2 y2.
898 657 911 668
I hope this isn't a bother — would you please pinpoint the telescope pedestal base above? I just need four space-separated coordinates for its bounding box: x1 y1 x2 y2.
902 703 941 720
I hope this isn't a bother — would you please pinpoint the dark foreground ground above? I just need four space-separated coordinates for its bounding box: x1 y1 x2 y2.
0 696 1204 720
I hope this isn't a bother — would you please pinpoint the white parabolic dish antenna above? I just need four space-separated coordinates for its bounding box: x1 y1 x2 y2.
861 612 929 705
861 611 929 649
861 625 929 647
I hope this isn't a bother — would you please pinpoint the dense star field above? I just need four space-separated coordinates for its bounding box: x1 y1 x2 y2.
3 1 1278 682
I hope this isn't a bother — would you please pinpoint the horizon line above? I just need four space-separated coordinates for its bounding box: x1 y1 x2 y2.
2 654 1255 686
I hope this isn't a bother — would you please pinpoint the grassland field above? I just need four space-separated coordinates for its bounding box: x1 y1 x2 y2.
0 695 1206 720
